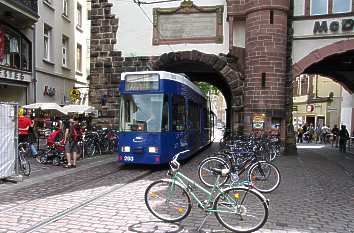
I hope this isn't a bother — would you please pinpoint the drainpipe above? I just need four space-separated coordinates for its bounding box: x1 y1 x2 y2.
32 24 37 103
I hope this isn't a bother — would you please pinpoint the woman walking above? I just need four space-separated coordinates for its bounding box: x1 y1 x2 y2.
63 118 79 168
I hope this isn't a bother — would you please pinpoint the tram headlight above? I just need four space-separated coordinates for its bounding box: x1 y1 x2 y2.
148 147 158 153
122 146 131 152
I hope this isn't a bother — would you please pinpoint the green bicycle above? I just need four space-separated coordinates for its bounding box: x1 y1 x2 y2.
145 150 269 233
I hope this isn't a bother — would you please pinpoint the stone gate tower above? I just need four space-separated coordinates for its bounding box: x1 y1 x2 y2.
228 0 290 139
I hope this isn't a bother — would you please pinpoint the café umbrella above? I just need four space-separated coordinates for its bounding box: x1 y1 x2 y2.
22 103 68 115
62 105 96 114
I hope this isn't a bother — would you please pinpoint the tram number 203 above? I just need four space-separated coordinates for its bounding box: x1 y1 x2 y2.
124 156 134 162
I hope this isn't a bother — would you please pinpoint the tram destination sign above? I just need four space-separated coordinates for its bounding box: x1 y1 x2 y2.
313 18 354 34
125 73 160 91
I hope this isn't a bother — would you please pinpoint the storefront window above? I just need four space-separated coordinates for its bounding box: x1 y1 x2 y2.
0 25 31 71
333 0 352 13
311 0 328 15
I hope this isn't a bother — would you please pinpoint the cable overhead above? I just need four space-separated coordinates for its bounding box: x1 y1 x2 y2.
133 0 175 53
133 0 181 5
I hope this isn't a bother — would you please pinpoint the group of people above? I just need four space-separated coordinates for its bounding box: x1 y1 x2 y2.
297 123 350 152
18 108 82 168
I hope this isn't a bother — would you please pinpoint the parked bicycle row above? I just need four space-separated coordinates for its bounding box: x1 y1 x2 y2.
17 118 118 176
145 133 282 232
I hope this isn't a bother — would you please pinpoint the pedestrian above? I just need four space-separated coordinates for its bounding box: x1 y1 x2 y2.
18 108 39 160
321 125 330 144
339 125 349 153
63 118 79 168
308 124 314 143
315 125 321 143
331 124 339 148
297 125 304 143
302 123 308 134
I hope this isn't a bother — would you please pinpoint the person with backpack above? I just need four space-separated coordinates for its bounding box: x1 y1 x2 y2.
63 118 79 168
339 125 350 153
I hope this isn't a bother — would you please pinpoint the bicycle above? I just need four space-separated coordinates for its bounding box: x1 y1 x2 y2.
145 150 269 233
18 142 31 176
198 148 281 193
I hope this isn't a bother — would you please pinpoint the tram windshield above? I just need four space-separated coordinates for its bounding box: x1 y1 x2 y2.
120 94 169 132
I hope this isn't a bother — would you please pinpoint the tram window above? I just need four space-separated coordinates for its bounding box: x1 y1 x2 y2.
161 95 169 131
172 96 186 131
203 108 208 129
120 94 166 132
188 100 200 130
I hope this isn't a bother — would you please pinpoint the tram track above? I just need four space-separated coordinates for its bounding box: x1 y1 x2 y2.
20 144 218 233
0 162 122 215
0 144 219 233
19 170 153 233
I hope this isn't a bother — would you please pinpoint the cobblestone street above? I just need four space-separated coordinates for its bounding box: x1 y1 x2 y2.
0 144 353 233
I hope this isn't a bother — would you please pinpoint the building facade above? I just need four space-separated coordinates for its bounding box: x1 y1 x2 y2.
34 0 90 105
0 0 39 105
293 74 347 130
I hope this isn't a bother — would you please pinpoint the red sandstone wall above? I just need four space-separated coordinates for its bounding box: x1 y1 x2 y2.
243 1 289 132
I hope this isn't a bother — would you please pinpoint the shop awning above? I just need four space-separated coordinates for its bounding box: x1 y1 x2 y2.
23 103 68 115
62 105 96 114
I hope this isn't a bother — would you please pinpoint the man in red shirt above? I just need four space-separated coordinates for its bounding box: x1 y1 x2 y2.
18 108 39 160
18 109 32 142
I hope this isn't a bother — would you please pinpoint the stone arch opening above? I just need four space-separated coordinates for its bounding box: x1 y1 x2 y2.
293 39 354 92
292 39 354 135
151 51 244 131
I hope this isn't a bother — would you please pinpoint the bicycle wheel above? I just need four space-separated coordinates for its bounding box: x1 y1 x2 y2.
100 139 110 154
19 152 31 176
198 157 230 188
145 180 191 223
214 187 268 233
248 161 281 193
84 140 96 157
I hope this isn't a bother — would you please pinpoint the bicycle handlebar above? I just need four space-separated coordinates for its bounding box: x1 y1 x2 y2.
170 150 190 172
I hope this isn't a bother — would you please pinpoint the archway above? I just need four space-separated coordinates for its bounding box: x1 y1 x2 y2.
150 50 244 131
292 39 354 146
293 39 354 92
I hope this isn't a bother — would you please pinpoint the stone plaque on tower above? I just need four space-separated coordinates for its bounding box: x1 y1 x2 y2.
153 0 223 45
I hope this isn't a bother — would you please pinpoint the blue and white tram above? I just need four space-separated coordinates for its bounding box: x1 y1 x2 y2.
118 71 214 164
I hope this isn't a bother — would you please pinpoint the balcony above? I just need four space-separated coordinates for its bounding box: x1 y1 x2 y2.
0 0 39 27
13 0 38 14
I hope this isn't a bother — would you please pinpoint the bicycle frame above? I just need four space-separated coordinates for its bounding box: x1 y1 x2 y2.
169 170 244 214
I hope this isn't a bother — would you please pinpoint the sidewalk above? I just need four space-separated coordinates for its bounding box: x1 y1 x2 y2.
296 143 354 177
0 153 118 194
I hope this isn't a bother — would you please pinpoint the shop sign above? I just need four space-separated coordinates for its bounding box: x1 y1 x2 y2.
313 18 354 34
252 113 266 129
0 67 31 83
306 104 315 112
69 88 81 103
43 86 56 97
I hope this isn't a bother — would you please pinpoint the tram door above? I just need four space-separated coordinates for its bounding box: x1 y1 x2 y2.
187 100 201 150
172 96 189 153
